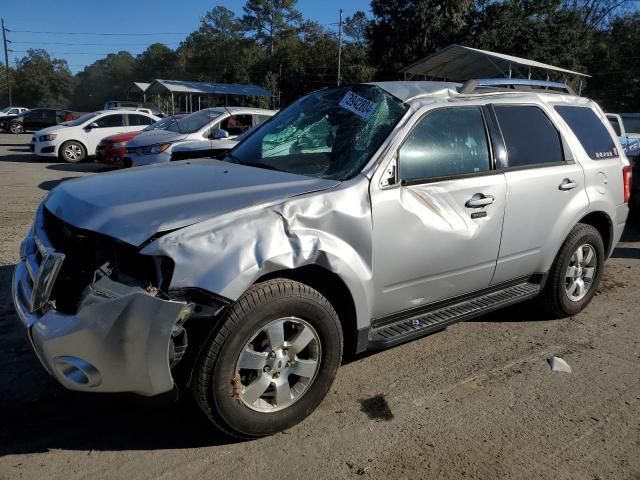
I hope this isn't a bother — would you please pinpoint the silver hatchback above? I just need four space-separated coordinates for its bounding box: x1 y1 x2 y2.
13 80 630 438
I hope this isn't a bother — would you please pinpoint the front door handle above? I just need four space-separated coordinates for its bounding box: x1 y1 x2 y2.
559 178 578 190
465 193 495 208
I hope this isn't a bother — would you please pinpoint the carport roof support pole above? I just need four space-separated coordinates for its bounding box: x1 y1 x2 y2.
171 91 174 115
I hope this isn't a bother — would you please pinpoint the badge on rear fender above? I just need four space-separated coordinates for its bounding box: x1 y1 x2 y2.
339 91 378 120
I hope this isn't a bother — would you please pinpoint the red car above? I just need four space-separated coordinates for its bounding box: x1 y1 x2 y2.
95 115 183 168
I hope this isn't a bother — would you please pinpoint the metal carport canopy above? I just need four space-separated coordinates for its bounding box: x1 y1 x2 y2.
402 44 590 81
145 79 273 97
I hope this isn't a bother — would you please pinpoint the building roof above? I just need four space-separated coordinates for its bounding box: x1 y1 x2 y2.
402 44 590 81
145 79 273 97
129 82 151 93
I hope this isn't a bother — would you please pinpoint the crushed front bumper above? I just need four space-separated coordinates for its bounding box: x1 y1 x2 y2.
12 210 189 396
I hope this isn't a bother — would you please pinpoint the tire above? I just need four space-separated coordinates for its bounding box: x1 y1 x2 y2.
193 278 343 438
59 140 86 163
539 223 605 318
9 121 23 134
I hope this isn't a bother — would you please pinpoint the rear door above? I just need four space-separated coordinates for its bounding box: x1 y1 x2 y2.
491 104 589 284
127 113 154 131
371 106 507 317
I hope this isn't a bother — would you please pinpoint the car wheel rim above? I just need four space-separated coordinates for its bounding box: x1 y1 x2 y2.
234 316 321 413
11 124 22 133
65 144 81 160
565 244 597 302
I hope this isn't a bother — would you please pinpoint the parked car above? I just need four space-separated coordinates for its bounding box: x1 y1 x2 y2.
169 112 275 161
0 106 29 118
96 115 185 168
607 113 640 157
125 107 275 167
31 109 159 163
1 108 75 134
105 100 164 117
12 80 630 438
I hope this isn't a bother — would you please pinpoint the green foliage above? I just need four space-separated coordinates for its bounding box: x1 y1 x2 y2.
3 0 638 112
12 49 75 108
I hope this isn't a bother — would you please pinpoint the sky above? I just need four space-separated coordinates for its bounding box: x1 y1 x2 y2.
1 0 371 74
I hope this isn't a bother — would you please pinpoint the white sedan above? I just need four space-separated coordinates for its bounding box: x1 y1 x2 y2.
31 110 159 163
125 107 275 167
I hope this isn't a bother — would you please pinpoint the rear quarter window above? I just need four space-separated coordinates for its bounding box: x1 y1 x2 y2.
555 106 618 160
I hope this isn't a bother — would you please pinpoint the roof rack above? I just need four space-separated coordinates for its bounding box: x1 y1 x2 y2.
459 78 575 95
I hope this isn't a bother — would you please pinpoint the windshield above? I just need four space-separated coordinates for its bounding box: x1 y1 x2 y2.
621 116 640 134
167 109 222 134
143 115 179 132
227 85 407 180
65 112 100 127
1 107 11 113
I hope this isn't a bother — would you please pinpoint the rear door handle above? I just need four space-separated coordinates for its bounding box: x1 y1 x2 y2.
465 193 495 208
559 178 578 190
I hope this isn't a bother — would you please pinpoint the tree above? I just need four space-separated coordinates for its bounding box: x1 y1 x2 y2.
368 0 475 79
200 5 244 38
343 11 369 47
242 0 303 55
136 43 181 81
13 50 75 108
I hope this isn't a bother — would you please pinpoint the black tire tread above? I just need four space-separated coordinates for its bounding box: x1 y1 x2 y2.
193 278 340 439
539 223 602 318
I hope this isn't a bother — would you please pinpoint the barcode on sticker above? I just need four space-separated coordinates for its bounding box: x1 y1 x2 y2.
339 91 377 120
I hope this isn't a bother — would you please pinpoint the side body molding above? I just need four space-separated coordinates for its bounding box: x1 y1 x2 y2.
141 176 376 331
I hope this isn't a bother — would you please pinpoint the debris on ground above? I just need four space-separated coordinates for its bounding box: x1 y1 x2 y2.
548 356 572 373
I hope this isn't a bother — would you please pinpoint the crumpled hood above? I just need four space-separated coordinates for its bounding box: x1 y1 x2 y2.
44 159 340 246
126 129 187 148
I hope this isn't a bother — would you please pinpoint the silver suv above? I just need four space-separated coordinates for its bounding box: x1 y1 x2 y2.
13 80 631 438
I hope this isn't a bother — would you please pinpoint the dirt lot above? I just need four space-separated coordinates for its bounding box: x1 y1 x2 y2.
0 132 639 480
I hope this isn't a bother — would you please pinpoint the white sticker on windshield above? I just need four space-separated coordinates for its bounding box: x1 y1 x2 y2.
339 91 378 120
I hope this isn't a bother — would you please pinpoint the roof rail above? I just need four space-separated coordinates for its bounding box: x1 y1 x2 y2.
459 78 575 95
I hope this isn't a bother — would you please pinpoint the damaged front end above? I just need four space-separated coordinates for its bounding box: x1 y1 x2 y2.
11 205 213 396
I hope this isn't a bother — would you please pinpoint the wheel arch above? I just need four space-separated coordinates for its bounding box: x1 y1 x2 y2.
578 211 613 257
256 264 361 356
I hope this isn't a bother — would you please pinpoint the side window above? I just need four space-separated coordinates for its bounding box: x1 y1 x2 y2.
43 110 57 123
494 105 564 167
608 116 622 137
556 106 619 159
128 114 153 126
399 107 491 181
94 114 125 128
220 114 252 136
254 114 272 126
8 108 17 115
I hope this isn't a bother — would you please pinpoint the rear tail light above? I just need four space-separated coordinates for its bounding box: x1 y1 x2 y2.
623 165 632 203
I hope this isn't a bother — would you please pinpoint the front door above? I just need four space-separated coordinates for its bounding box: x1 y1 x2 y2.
371 106 507 319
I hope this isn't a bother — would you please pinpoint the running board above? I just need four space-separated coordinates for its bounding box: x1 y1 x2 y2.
368 280 542 348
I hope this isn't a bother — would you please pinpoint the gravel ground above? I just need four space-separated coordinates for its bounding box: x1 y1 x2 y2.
0 133 639 480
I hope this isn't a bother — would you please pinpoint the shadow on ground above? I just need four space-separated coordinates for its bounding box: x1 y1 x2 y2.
0 265 237 455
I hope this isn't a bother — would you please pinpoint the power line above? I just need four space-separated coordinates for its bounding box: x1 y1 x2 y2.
9 29 189 36
11 41 182 47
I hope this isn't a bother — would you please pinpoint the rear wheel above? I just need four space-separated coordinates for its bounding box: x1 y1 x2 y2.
539 223 605 317
59 141 86 163
9 121 23 134
193 279 343 438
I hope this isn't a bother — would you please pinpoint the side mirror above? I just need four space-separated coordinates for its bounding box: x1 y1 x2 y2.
86 122 99 130
210 128 229 140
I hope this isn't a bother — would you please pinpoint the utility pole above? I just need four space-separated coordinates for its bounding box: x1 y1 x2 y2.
337 9 343 86
1 19 11 105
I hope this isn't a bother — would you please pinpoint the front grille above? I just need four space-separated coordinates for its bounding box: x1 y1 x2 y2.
42 207 172 313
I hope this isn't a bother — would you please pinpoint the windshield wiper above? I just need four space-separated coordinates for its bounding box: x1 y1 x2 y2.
226 154 281 172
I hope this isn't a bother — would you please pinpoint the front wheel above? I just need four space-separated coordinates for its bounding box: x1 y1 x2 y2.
193 279 343 438
59 140 86 163
9 121 23 134
539 223 605 317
